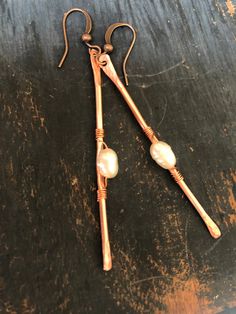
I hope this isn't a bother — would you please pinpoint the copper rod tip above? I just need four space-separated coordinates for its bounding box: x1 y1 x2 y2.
102 236 112 271
207 222 221 239
104 264 112 271
98 198 112 271
103 254 112 271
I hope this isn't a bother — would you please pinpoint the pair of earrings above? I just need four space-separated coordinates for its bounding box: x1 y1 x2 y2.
58 8 221 271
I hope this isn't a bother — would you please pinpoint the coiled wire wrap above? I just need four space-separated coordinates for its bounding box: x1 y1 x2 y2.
96 128 104 140
170 168 184 183
143 126 156 142
97 188 107 201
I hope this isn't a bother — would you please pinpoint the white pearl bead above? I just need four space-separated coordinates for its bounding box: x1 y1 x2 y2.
97 148 119 178
150 141 176 169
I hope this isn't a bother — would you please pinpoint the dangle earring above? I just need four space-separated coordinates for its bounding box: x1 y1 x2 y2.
57 8 221 271
99 23 221 239
58 9 118 271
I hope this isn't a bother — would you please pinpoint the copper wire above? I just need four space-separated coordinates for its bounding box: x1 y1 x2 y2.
95 128 104 139
58 8 92 68
170 168 184 183
143 126 156 142
104 23 136 86
97 188 107 201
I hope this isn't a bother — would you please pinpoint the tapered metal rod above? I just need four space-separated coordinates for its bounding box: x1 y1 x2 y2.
100 53 221 239
169 168 221 238
90 50 112 270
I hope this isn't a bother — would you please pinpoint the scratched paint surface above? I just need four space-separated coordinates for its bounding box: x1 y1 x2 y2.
0 0 236 313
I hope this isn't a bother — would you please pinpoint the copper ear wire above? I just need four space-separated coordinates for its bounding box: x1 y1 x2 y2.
104 23 136 86
58 8 102 68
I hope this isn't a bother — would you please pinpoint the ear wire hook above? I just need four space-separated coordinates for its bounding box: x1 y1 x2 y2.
58 8 101 68
104 23 136 86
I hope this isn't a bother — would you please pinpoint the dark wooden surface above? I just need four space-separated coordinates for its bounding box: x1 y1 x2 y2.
0 0 236 313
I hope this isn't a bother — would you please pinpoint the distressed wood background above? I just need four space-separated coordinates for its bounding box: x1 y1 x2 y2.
0 0 236 313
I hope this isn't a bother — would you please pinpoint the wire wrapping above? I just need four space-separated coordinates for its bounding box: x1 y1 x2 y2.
96 128 104 139
97 188 107 201
170 168 184 183
143 126 155 141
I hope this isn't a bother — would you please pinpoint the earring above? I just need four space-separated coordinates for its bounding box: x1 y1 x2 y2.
99 23 221 239
58 8 221 271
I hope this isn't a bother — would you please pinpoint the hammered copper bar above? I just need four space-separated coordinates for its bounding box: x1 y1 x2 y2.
90 50 112 270
58 9 112 271
99 53 221 239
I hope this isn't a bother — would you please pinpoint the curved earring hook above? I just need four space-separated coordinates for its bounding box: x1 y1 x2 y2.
104 23 137 86
58 8 94 68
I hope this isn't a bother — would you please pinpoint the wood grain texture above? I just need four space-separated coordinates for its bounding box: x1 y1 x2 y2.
0 0 236 313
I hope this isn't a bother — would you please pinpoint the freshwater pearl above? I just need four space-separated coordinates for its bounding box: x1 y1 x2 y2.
97 148 119 179
150 141 176 169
